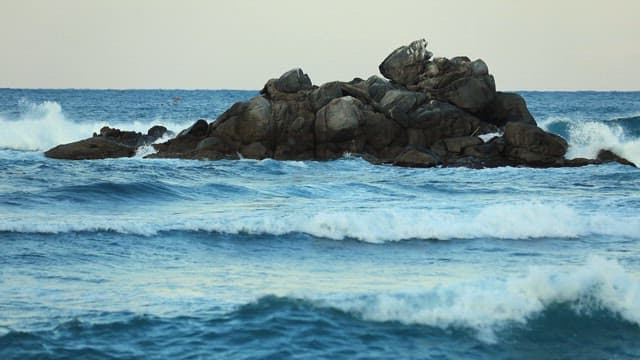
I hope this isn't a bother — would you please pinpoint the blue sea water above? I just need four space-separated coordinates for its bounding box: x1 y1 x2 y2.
0 89 639 359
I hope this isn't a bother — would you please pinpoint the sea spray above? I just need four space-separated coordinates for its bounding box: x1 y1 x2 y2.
565 121 640 165
0 100 193 152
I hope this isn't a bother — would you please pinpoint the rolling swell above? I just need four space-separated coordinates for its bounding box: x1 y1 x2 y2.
0 203 637 241
3 294 639 359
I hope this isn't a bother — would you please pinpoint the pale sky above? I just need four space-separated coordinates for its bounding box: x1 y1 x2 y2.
1 0 639 90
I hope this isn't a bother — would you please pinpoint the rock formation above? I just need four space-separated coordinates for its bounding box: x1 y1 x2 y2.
45 39 635 168
45 126 169 160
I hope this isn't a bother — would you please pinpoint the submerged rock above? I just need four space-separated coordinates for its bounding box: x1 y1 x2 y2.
597 149 636 167
45 137 136 160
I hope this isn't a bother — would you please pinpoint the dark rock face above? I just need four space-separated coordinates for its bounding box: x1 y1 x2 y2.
275 68 313 93
503 122 568 165
44 39 632 169
45 137 135 160
479 92 536 126
393 146 440 167
597 150 636 167
379 39 432 86
46 126 167 160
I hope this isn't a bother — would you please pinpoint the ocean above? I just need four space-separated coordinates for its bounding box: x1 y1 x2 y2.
0 89 639 359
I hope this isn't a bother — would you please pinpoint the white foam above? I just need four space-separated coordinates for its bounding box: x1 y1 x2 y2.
0 100 191 152
478 132 501 143
565 121 640 166
314 256 640 342
1 203 638 241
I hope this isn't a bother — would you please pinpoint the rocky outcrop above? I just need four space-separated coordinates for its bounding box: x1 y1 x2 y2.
45 126 168 160
44 39 636 169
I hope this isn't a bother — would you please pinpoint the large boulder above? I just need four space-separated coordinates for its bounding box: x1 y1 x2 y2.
379 39 432 86
45 137 135 160
393 146 440 168
275 68 313 93
177 119 209 138
504 122 568 164
379 90 427 127
441 74 496 113
310 81 344 111
408 100 497 147
362 110 407 161
315 96 365 158
272 99 316 160
364 75 396 102
153 119 214 157
479 92 536 126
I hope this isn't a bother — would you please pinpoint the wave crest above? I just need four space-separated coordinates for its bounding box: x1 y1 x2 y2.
0 100 190 151
540 116 640 165
312 256 640 342
1 203 637 241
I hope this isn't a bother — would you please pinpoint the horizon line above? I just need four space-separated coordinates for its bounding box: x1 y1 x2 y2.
2 87 640 93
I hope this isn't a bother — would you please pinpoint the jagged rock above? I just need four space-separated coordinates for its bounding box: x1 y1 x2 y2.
504 122 568 164
45 137 135 160
97 127 148 148
379 39 432 86
393 146 440 167
275 68 313 93
597 149 636 167
479 92 536 127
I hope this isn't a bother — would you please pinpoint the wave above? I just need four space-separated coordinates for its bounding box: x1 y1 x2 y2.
0 100 192 151
540 115 640 165
311 256 640 343
43 181 191 203
1 203 638 241
2 258 638 358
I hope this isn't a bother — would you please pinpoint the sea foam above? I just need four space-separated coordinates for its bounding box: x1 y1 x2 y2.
540 116 640 166
314 256 640 342
0 100 190 152
1 203 638 241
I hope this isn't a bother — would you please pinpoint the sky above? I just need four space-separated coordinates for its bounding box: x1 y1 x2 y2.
1 0 639 90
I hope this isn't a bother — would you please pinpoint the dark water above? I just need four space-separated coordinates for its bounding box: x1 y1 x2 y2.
1 90 639 359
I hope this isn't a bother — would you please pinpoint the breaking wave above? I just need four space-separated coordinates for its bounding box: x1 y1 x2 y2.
312 256 640 342
541 115 640 165
0 100 190 151
1 203 637 241
2 257 637 357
